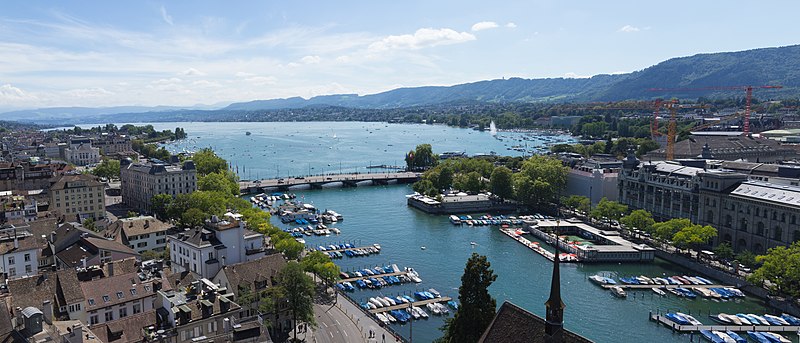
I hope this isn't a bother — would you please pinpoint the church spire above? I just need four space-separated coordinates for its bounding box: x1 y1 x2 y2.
544 218 565 343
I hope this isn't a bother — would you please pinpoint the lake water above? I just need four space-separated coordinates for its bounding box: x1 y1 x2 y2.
140 122 783 343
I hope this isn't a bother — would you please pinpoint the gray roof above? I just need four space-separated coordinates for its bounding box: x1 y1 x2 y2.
20 307 42 318
730 181 800 207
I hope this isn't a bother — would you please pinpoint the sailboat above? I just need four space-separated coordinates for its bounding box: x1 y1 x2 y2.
489 121 498 137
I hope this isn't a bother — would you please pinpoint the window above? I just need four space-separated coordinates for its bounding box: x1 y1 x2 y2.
119 307 127 318
116 292 124 299
24 254 30 262
774 227 783 241
130 289 137 296
133 303 141 314
102 295 110 303
7 257 14 265
88 299 95 306
208 321 217 333
137 242 147 248
90 315 99 325
144 285 151 292
104 311 113 322
25 265 31 273
8 268 15 277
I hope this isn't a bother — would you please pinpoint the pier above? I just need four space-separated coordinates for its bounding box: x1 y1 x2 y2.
340 271 409 283
369 297 453 314
499 228 557 262
603 284 738 290
649 313 800 333
240 171 421 193
316 245 380 254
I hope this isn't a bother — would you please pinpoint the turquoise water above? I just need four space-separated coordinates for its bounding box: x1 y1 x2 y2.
142 122 783 343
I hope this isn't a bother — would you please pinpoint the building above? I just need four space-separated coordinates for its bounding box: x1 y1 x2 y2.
155 278 270 343
103 216 175 254
562 154 621 205
0 229 40 280
169 215 267 280
81 271 162 326
55 236 139 269
50 174 106 222
0 161 71 192
93 134 132 156
212 254 289 327
479 222 592 343
120 159 197 213
0 191 38 223
63 137 101 167
644 135 798 162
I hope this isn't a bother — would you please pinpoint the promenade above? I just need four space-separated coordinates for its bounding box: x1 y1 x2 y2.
240 172 421 193
305 293 405 343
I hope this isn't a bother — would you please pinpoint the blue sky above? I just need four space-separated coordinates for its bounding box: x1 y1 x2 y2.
1 1 799 110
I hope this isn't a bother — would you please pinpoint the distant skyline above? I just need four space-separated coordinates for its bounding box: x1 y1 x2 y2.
2 1 799 111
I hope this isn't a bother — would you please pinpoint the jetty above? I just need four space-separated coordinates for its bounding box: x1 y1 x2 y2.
650 313 800 333
603 284 738 290
240 172 421 193
499 228 557 262
318 245 380 254
341 271 409 283
369 297 453 314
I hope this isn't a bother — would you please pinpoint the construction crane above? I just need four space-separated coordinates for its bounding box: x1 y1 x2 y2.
665 100 678 160
648 85 783 136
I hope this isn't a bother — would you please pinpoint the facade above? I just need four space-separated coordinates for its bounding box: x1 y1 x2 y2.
0 230 40 280
103 216 175 254
120 159 197 213
49 174 106 221
0 161 70 192
169 215 266 279
562 155 621 205
81 272 161 326
212 254 289 328
92 134 132 156
63 137 101 166
644 135 798 162
0 191 38 223
55 237 139 269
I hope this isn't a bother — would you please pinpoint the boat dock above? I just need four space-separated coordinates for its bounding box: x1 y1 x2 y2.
369 297 453 314
649 313 800 333
499 228 557 262
603 284 736 290
317 245 380 253
340 271 409 283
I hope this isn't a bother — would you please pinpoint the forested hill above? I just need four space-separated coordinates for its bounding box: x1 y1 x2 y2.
224 44 800 111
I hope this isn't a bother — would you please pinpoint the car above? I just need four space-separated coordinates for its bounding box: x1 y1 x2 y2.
295 176 305 180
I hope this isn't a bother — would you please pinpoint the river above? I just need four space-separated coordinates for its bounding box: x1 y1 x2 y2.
141 122 784 342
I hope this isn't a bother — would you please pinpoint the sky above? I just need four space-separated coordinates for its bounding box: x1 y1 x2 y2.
1 1 800 111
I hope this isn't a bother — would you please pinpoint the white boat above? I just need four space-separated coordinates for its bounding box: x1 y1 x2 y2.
436 303 449 314
713 331 736 343
678 313 702 326
428 288 441 298
369 298 383 308
449 215 461 224
470 241 477 246
426 303 441 315
384 297 396 306
376 313 390 325
652 288 666 296
610 286 627 298
378 297 391 307
406 268 422 283
764 314 790 325
330 228 341 234
385 313 397 323
413 306 428 319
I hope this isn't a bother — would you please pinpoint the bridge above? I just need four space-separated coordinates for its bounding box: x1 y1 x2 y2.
240 171 421 193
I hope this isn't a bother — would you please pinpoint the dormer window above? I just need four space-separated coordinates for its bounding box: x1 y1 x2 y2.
88 299 95 306
102 295 110 303
116 292 124 299
130 288 137 296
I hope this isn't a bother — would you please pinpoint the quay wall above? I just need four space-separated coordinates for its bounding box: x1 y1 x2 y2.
407 197 517 214
653 250 800 317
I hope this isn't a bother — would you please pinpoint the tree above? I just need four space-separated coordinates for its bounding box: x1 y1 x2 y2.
193 148 228 175
412 179 438 197
620 209 655 235
736 250 758 268
150 194 173 220
671 224 717 250
454 171 483 194
274 236 304 260
490 166 514 199
440 253 497 343
513 155 568 208
281 261 315 342
437 166 454 191
713 242 735 261
405 144 437 170
589 198 628 227
651 218 692 242
198 170 239 196
82 218 96 232
181 208 207 228
562 195 590 215
126 211 138 218
748 242 800 297
141 250 162 261
92 159 120 179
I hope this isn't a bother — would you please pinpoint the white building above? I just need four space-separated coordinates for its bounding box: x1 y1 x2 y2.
0 229 40 279
63 136 101 167
169 215 266 279
49 174 106 221
103 216 174 254
80 271 161 326
120 159 197 213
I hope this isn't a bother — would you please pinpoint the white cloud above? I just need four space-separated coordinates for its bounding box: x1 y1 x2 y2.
65 87 114 98
235 71 256 78
300 55 321 64
618 25 640 33
160 6 174 26
368 28 475 52
182 68 207 76
505 22 517 28
0 84 30 100
471 21 499 32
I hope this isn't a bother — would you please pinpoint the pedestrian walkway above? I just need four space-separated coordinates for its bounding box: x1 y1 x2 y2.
304 292 404 343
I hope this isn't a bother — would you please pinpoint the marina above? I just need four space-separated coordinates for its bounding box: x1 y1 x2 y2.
650 313 800 333
369 297 454 314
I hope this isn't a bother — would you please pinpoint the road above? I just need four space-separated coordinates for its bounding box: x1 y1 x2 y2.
307 293 403 343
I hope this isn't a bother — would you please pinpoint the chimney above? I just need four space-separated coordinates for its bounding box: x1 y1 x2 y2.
42 300 53 324
50 231 56 244
201 301 212 318
107 261 114 277
144 220 149 229
219 296 231 313
81 257 87 269
13 237 18 250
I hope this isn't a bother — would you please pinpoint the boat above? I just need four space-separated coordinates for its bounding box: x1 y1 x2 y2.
420 246 426 250
734 314 753 325
376 313 390 325
245 131 252 135
426 303 441 315
780 313 800 325
665 313 691 325
725 331 747 343
763 332 791 343
747 331 771 343
369 298 383 308
652 288 666 296
449 215 461 224
470 241 477 246
677 312 702 325
428 288 441 298
700 330 725 343
763 314 790 325
610 286 627 298
748 314 770 325
447 300 459 310
713 331 736 343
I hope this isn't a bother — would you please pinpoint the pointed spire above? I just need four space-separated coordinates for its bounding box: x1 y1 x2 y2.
544 218 565 343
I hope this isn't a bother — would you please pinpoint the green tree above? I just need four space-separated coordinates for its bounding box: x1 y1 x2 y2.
736 250 758 268
589 198 628 227
713 242 735 261
651 218 692 242
489 166 514 199
405 144 438 170
440 253 497 343
412 179 439 197
281 261 315 342
141 250 162 261
562 195 590 214
92 159 121 179
150 194 173 220
193 148 228 175
454 171 483 193
620 209 655 235
748 242 800 297
126 211 138 218
198 170 239 196
274 236 304 260
181 208 207 228
437 166 454 191
82 218 97 232
513 155 568 208
671 224 718 250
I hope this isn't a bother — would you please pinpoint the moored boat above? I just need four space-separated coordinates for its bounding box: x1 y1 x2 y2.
725 331 747 343
652 287 666 296
610 286 627 298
